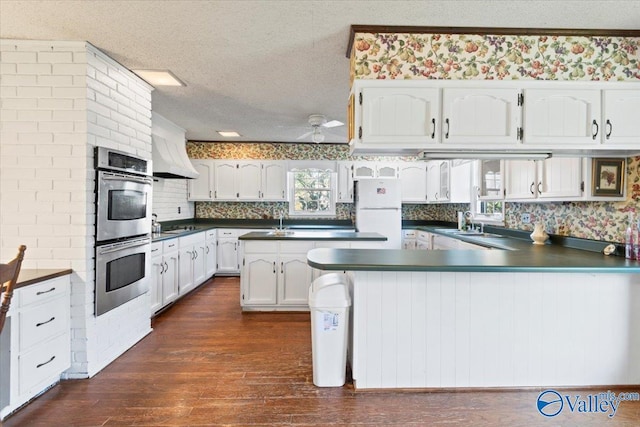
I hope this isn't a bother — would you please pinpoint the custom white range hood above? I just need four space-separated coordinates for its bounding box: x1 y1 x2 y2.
152 112 199 179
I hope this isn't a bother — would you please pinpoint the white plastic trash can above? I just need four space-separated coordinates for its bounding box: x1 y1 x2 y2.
308 273 351 387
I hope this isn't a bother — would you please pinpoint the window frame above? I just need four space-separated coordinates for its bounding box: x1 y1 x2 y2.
287 167 337 217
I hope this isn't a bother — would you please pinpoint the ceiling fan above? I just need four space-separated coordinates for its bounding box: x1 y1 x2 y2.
296 114 344 143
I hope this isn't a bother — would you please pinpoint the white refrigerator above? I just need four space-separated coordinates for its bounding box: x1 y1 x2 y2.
355 179 402 249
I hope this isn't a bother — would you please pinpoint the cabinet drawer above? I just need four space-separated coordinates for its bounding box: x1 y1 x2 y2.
403 229 417 238
151 241 163 255
163 239 179 252
179 231 205 248
18 332 70 395
217 229 238 238
19 277 69 308
243 241 274 253
205 229 216 240
19 299 69 351
279 241 315 253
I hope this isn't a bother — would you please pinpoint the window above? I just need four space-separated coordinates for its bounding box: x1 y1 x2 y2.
288 168 336 217
471 187 505 225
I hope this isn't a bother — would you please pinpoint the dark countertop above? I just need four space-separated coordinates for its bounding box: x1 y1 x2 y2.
5 268 73 291
307 225 640 273
238 231 386 241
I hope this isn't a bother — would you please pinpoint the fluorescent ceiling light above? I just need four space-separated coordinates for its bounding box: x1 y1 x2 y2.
419 151 551 160
217 131 241 137
132 69 186 86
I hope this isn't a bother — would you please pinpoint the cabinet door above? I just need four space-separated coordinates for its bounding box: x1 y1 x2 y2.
193 244 207 286
353 162 375 179
426 161 441 202
163 250 180 305
439 161 450 201
217 238 239 273
442 88 520 144
523 89 601 145
537 157 583 199
214 161 237 200
261 161 287 201
150 252 163 314
205 239 216 278
602 89 640 145
337 161 354 202
449 161 471 203
505 160 537 200
242 254 277 305
360 87 440 144
178 247 194 295
399 163 428 203
237 162 262 200
187 160 215 201
477 159 504 200
278 254 313 305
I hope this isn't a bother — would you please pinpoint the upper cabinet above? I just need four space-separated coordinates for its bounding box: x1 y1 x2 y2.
602 89 640 146
523 89 601 145
441 88 521 145
337 161 354 203
187 160 286 202
505 157 583 201
349 81 640 156
360 86 441 145
399 163 428 203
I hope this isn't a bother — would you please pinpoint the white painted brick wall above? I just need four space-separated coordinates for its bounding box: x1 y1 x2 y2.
152 178 195 221
1 39 153 379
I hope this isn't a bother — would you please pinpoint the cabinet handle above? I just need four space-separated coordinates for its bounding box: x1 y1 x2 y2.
431 118 436 139
530 182 535 195
160 262 165 274
209 190 212 198
538 181 543 194
606 119 612 139
446 191 449 199
205 246 209 254
273 261 276 273
591 119 599 140
37 287 55 296
435 192 438 200
280 261 284 274
164 261 168 272
282 190 285 198
36 355 55 368
36 317 55 327
445 118 450 139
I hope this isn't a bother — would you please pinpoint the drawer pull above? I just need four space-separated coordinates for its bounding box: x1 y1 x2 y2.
36 317 55 327
36 287 56 296
36 355 56 368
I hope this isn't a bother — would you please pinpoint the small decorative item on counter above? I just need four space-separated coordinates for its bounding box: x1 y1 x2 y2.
625 213 637 260
530 222 549 245
603 244 616 256
457 211 465 230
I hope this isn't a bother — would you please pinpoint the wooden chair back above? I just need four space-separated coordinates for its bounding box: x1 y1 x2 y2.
0 245 27 334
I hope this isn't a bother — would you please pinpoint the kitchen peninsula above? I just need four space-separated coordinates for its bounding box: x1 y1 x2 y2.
307 230 640 390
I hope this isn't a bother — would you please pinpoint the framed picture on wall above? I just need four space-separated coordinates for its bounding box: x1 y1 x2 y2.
592 158 625 197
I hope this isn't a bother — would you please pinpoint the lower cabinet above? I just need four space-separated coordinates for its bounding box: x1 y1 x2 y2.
204 229 217 278
241 241 314 311
0 275 71 420
150 240 180 315
217 229 240 275
178 232 207 295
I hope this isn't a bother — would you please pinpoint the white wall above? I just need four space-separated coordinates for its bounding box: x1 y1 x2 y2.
0 39 153 378
152 178 195 222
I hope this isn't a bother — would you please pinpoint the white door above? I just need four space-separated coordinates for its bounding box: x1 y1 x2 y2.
163 250 180 305
150 250 163 314
217 238 238 273
242 254 277 305
236 162 261 200
278 255 312 305
449 161 472 203
537 157 583 199
505 160 537 200
442 88 520 144
426 161 441 202
187 160 215 201
602 89 640 145
439 161 450 201
523 89 601 145
353 162 376 179
192 243 207 286
376 163 399 178
337 161 354 202
214 161 237 200
360 87 441 144
399 163 428 203
178 246 194 295
205 239 216 278
261 161 287 200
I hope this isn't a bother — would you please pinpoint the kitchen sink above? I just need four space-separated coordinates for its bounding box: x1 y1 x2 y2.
162 229 189 235
433 228 504 238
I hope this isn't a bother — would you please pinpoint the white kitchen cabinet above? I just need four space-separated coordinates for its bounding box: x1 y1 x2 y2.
438 161 450 202
237 161 262 200
358 86 441 145
150 239 180 315
426 161 445 202
261 161 287 201
477 159 504 200
402 229 417 250
353 162 376 179
214 161 237 200
523 89 601 145
602 89 640 145
217 229 240 275
416 230 432 250
399 163 428 203
505 157 583 201
241 241 314 310
187 159 215 201
442 88 521 144
1 276 71 420
204 229 217 279
449 160 472 203
178 232 206 295
337 161 354 202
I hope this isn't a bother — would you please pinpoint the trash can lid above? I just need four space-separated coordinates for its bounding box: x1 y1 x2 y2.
309 274 351 308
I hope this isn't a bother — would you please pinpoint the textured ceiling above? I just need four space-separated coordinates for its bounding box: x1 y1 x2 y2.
1 1 639 143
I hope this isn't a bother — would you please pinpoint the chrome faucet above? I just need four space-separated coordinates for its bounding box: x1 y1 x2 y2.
279 211 283 230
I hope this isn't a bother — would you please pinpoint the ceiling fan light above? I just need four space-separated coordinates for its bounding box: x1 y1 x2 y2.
311 127 325 143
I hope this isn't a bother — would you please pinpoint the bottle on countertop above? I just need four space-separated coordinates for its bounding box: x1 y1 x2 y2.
625 213 636 260
635 217 640 260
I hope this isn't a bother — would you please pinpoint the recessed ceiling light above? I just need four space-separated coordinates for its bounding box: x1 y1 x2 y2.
131 69 186 87
217 131 241 137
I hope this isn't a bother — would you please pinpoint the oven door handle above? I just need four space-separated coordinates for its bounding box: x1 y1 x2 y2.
102 174 153 186
98 239 150 255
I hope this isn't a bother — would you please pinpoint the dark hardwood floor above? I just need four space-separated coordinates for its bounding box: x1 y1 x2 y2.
4 276 639 426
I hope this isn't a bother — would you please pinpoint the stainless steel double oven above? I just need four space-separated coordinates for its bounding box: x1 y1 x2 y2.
95 147 153 316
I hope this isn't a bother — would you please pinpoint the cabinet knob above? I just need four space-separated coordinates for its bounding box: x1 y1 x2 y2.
606 119 612 139
591 119 599 140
